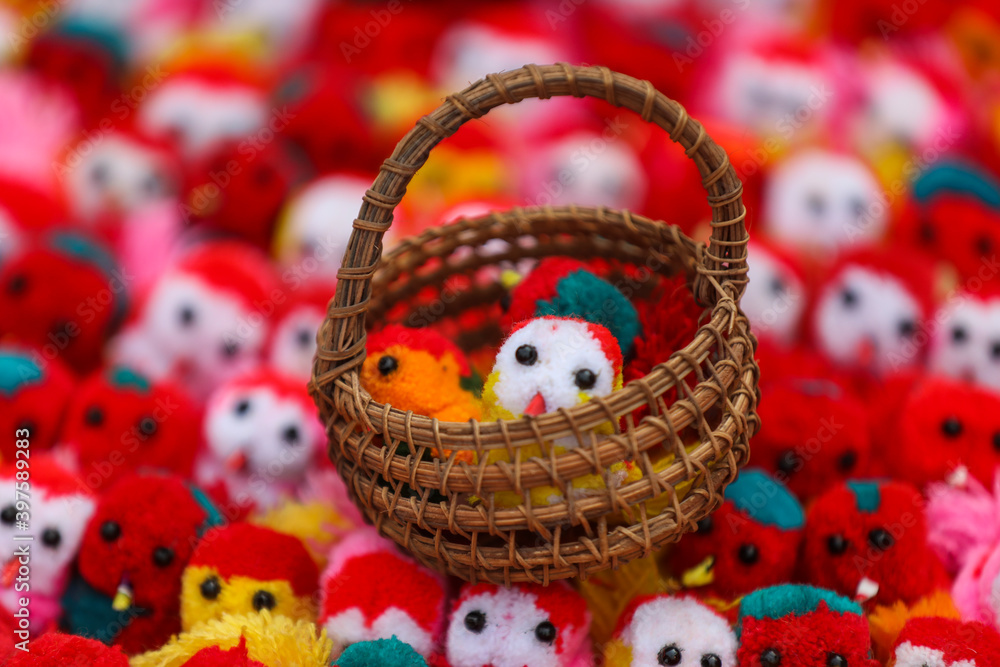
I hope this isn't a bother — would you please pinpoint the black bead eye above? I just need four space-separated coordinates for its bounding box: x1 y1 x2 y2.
761 648 781 666
6 274 27 296
770 277 786 296
41 528 61 548
100 521 121 542
221 341 240 358
696 516 714 534
1 506 16 525
952 326 968 344
941 417 963 438
178 305 196 328
978 235 994 256
827 653 847 667
296 329 312 348
200 576 221 600
992 342 1000 360
138 417 157 436
993 432 1000 452
868 528 894 551
841 288 858 308
658 644 683 666
776 450 799 475
898 319 916 338
90 161 109 186
837 450 857 472
534 620 556 644
252 590 276 611
574 368 597 390
702 655 722 667
499 292 512 312
282 425 300 445
850 197 867 219
463 610 485 633
826 534 848 555
234 399 251 416
84 406 105 427
806 193 825 217
152 546 174 567
377 355 398 376
515 344 537 366
738 543 760 565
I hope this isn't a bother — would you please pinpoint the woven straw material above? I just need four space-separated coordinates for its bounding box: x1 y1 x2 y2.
310 64 758 585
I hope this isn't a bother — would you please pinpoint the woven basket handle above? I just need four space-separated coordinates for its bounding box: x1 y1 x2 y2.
321 63 747 387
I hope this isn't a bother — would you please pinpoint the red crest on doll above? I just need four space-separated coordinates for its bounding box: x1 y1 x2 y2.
445 581 591 667
809 248 935 374
0 234 125 374
892 617 1000 667
60 367 200 489
319 529 447 658
78 473 211 610
892 376 1000 489
800 480 949 607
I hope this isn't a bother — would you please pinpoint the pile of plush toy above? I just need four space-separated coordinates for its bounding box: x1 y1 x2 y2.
4 0 1000 664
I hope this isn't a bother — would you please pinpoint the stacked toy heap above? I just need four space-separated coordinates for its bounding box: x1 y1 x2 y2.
2 0 1000 664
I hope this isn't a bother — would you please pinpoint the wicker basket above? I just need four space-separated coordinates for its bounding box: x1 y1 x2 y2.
310 63 758 585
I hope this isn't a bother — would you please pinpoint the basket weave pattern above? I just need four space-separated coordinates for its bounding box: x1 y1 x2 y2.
311 64 759 584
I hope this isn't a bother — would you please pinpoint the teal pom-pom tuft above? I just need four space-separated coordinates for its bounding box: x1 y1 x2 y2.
537 269 641 356
735 584 863 639
334 637 428 667
725 469 804 530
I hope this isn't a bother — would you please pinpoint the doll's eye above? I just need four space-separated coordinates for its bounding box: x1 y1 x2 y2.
90 161 110 187
200 576 221 600
221 341 240 358
806 192 826 217
992 341 1000 360
701 655 722 667
252 590 276 611
574 368 597 390
827 652 847 667
770 277 786 296
6 273 27 296
296 328 312 348
138 417 157 437
993 432 1000 452
760 648 781 666
1 506 16 525
100 521 121 542
850 197 867 219
941 417 963 438
152 546 174 567
377 355 398 376
696 516 714 534
826 534 848 555
868 528 894 551
738 543 759 565
837 450 857 472
282 425 300 445
776 450 799 475
840 288 858 309
141 173 163 197
178 305 196 328
234 399 251 416
463 610 486 633
897 319 916 338
977 235 994 256
41 528 61 548
500 292 512 312
534 620 556 644
84 405 105 427
16 420 35 437
254 165 275 186
658 644 682 666
951 326 968 344
515 345 537 366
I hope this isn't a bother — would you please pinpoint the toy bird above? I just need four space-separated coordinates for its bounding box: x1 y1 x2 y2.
800 480 949 608
667 469 804 607
61 473 222 654
443 581 592 667
502 258 641 357
180 523 319 631
603 594 737 667
736 585 880 667
480 316 638 506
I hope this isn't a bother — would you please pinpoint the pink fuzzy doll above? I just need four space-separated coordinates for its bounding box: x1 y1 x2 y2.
926 471 1000 627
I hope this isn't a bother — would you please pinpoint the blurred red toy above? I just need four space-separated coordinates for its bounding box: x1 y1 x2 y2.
891 616 1000 667
754 377 871 501
6 632 129 666
0 346 74 460
0 175 67 266
800 480 949 607
0 233 126 374
60 366 200 490
266 281 334 382
929 286 1000 392
61 473 221 654
667 469 804 604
